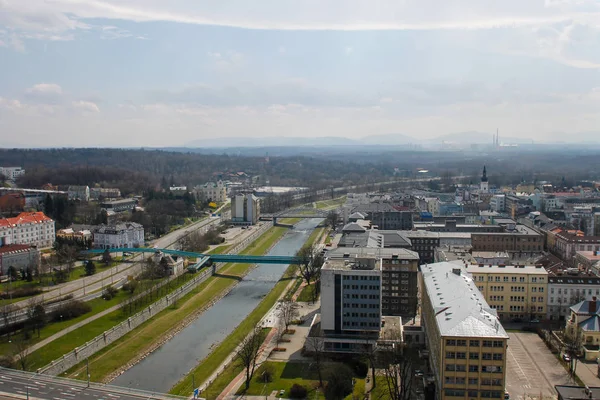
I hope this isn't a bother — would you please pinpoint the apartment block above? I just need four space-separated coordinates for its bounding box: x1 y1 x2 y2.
231 194 260 225
471 225 544 256
467 264 548 322
420 262 508 400
326 247 420 319
0 211 55 248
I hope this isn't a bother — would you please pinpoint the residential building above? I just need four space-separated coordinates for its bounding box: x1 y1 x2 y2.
413 220 502 233
152 252 184 276
92 222 144 249
566 298 600 361
467 264 548 322
548 274 600 321
67 185 90 202
0 167 25 181
575 251 600 272
326 247 420 319
0 244 40 276
351 202 413 230
196 181 227 203
420 262 508 400
471 225 544 257
90 187 121 200
489 195 505 213
231 194 260 225
100 199 137 212
553 230 600 263
405 231 442 264
0 212 55 248
319 255 382 352
56 227 92 243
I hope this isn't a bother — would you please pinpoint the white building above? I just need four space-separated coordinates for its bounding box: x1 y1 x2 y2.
90 187 121 200
0 211 55 248
490 194 505 212
92 222 144 249
480 166 489 193
0 167 25 181
231 194 260 225
547 274 600 321
320 256 382 352
68 185 90 202
196 181 227 203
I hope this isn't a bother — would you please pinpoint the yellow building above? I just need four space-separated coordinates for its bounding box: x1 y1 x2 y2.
566 298 600 361
421 262 508 400
467 264 548 322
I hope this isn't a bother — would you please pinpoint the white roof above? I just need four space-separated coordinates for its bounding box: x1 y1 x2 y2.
421 262 508 339
467 264 548 275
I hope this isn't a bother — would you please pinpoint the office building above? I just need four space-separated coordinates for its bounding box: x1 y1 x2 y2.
420 262 508 400
231 194 260 225
548 273 600 321
351 202 413 230
0 211 55 248
0 167 25 181
471 225 544 257
489 195 506 213
467 264 548 322
320 255 382 352
326 247 420 319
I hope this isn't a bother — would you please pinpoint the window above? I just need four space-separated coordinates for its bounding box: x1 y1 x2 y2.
470 340 480 347
469 352 479 360
456 339 466 346
446 352 456 359
445 364 456 371
468 378 478 385
492 340 504 348
493 353 503 361
482 340 493 347
456 365 466 372
468 365 479 372
482 353 492 360
456 352 466 359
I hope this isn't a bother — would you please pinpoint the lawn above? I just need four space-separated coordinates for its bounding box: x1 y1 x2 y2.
297 283 319 303
63 226 289 383
370 376 393 400
315 196 347 210
235 362 324 399
26 273 195 371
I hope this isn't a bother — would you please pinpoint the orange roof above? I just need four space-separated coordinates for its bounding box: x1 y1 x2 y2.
0 212 53 228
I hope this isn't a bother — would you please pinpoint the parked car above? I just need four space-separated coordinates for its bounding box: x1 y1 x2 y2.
504 390 510 399
563 354 571 362
530 319 540 323
414 370 424 377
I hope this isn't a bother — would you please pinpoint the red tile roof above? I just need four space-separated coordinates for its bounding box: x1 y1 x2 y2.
0 212 53 228
0 244 32 254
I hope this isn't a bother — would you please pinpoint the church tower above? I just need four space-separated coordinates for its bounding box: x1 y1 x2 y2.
480 165 489 193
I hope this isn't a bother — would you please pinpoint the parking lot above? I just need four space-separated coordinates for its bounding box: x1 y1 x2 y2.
506 332 573 400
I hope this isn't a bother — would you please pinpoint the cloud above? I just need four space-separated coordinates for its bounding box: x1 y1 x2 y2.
207 51 245 72
72 100 100 113
25 83 63 95
344 46 353 55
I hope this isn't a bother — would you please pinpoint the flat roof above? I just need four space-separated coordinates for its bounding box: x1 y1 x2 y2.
576 251 600 261
327 247 420 260
466 264 548 275
322 257 381 272
472 225 540 236
421 262 509 338
554 385 600 399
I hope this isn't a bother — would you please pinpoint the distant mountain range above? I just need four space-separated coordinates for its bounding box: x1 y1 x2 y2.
185 131 534 148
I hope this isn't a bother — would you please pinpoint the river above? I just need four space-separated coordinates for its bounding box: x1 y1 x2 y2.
111 218 321 392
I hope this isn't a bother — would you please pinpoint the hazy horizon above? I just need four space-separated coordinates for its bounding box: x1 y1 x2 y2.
2 1 600 147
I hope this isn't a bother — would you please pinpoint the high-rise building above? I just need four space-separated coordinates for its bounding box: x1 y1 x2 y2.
231 193 260 225
420 262 508 400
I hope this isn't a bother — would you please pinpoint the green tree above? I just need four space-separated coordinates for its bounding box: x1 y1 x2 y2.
26 299 47 338
324 364 354 400
85 260 96 276
7 266 18 281
102 249 112 265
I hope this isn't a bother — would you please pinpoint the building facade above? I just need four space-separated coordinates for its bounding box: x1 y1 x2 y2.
490 195 506 213
67 185 90 202
553 230 600 263
326 247 420 320
0 167 25 181
320 255 382 352
92 222 144 249
0 244 40 275
566 298 600 361
548 274 600 321
196 181 227 203
90 187 121 200
231 194 260 225
100 199 137 212
420 262 508 400
467 264 548 322
471 225 544 257
0 212 55 248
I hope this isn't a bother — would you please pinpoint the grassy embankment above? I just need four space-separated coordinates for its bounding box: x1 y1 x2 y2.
315 196 347 210
175 225 326 399
63 223 294 382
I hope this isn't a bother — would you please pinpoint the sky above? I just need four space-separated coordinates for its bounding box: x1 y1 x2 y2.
1 0 600 147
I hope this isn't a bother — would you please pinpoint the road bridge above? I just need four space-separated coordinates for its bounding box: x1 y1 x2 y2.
262 206 336 224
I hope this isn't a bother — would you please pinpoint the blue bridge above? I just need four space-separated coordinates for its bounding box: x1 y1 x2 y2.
84 247 302 272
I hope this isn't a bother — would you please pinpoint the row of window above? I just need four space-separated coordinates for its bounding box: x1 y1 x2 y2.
344 312 379 318
343 285 380 290
446 340 504 348
446 352 503 360
344 294 380 300
553 288 600 295
343 275 380 281
444 377 503 386
342 321 379 327
343 303 379 309
446 364 503 373
444 390 503 398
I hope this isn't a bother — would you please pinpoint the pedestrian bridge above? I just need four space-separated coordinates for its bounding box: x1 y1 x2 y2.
84 247 302 272
262 206 332 223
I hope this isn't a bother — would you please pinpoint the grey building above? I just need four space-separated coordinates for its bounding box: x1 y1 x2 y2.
0 244 40 275
100 199 137 212
351 202 413 230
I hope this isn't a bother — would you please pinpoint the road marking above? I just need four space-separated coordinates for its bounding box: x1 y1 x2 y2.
1 375 12 380
508 346 531 387
61 392 76 397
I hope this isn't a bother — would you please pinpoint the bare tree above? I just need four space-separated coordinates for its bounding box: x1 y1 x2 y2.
326 211 339 230
1 303 17 341
305 335 325 387
26 297 47 338
277 300 299 332
12 337 31 371
361 338 378 390
296 244 324 296
564 325 583 376
378 342 417 400
57 245 78 276
236 325 264 391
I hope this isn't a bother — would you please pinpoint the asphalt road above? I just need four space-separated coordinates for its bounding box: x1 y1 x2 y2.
0 368 184 400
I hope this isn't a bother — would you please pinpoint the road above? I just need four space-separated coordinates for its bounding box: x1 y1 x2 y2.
0 367 185 400
4 207 229 316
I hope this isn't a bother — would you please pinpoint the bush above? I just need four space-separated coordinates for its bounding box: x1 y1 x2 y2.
122 281 138 294
0 355 14 369
0 287 43 300
290 384 307 399
102 286 118 300
50 300 92 322
46 294 74 305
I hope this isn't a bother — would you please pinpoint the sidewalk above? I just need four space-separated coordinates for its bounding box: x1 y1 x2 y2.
576 360 600 387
